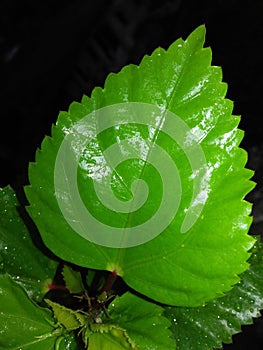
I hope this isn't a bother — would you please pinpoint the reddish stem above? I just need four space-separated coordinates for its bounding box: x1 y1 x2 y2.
101 270 117 293
48 283 68 292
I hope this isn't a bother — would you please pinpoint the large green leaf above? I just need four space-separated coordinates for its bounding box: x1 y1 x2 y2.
0 273 60 349
164 239 263 349
25 26 254 306
0 186 58 301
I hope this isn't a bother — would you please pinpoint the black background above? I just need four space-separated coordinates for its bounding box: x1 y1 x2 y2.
0 0 262 348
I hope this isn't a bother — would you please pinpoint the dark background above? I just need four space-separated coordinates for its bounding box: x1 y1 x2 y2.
0 0 262 348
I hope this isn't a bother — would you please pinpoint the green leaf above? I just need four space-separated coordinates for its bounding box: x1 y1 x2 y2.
83 323 138 350
0 273 61 349
105 292 174 350
62 265 84 293
45 299 87 331
0 186 58 301
164 239 263 350
57 333 79 350
45 298 139 349
25 25 254 306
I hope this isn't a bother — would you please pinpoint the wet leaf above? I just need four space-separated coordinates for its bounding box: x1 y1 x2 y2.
25 26 254 306
0 186 58 301
164 239 263 349
0 274 60 349
57 333 79 350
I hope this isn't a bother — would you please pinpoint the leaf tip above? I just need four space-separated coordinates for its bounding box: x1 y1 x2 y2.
186 24 207 46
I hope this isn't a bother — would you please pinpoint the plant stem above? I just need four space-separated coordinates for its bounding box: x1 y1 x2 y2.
48 283 68 292
101 270 117 293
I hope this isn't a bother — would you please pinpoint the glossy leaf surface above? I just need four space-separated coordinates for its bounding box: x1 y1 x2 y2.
0 186 58 301
165 239 263 349
0 274 59 349
26 26 254 306
57 334 79 350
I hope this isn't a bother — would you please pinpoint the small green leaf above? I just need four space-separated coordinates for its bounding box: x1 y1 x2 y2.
45 299 139 349
83 323 138 350
0 186 58 301
106 292 174 350
0 274 60 349
45 299 87 331
26 25 254 306
62 265 84 293
164 238 263 350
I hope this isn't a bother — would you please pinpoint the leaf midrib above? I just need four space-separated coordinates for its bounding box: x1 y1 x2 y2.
114 41 196 267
